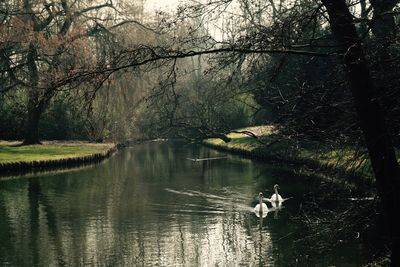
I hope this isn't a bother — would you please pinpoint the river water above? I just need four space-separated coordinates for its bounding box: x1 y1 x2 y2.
0 141 370 266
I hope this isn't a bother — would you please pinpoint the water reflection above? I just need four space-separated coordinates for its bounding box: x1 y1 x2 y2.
0 141 367 266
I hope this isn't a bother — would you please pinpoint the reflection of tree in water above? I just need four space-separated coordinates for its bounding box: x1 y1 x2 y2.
28 178 66 266
0 188 17 264
0 144 275 266
28 179 40 266
0 143 369 266
127 213 274 266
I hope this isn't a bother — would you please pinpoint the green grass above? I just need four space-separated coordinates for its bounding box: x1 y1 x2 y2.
204 125 399 181
208 125 277 151
0 141 115 164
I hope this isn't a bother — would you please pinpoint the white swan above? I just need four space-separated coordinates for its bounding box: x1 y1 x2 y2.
269 184 283 208
254 192 268 217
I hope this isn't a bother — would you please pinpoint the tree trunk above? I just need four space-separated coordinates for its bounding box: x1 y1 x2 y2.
321 0 400 265
23 43 42 145
23 101 42 145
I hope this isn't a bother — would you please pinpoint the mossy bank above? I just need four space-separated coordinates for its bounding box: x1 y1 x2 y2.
203 125 399 188
0 141 117 174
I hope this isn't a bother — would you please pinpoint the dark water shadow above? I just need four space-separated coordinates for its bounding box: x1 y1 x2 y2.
28 178 66 266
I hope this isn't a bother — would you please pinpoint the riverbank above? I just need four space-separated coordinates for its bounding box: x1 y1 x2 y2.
203 125 386 188
204 126 392 264
0 141 117 173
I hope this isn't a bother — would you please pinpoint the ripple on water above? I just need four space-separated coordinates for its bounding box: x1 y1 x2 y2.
0 142 371 267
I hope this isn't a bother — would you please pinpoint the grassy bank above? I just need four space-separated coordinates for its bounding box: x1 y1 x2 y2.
203 125 396 186
0 141 116 173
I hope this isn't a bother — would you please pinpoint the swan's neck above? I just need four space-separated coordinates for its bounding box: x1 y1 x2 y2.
259 197 263 213
274 187 279 196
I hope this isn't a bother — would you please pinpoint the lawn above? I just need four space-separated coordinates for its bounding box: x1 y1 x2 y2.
0 141 115 164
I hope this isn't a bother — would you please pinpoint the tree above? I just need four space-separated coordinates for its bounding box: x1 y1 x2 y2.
321 1 400 264
0 0 142 144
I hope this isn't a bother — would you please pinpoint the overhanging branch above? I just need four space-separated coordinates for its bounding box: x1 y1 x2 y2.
49 45 338 91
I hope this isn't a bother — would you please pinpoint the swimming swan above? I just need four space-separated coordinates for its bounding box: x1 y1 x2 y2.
269 184 283 208
254 192 268 216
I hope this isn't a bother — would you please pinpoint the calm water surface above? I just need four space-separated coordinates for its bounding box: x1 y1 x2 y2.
0 141 369 266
